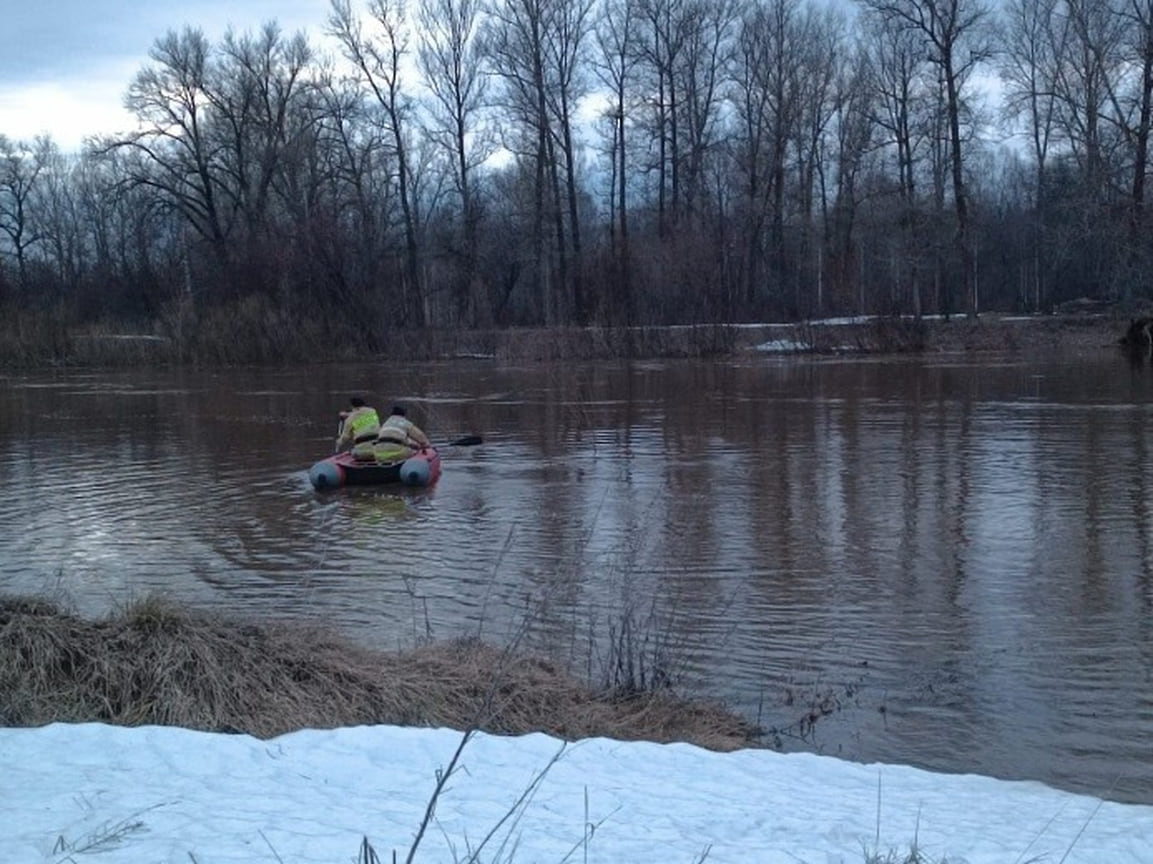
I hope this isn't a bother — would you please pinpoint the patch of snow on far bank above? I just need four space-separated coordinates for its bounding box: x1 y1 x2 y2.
752 338 810 353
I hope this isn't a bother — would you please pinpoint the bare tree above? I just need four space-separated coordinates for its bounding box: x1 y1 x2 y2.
857 0 994 318
998 0 1063 311
211 25 315 241
1110 0 1153 299
486 0 595 324
633 0 691 237
675 0 739 219
330 0 426 326
417 0 493 324
542 0 595 323
1046 0 1128 299
825 42 877 316
729 0 805 314
74 145 188 319
1051 0 1125 191
205 24 318 298
297 73 396 318
593 0 640 324
0 135 48 290
863 14 932 314
117 28 233 252
484 0 559 324
110 25 324 307
34 140 85 293
789 4 844 318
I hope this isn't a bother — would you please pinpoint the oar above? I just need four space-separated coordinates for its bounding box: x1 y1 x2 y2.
440 435 484 448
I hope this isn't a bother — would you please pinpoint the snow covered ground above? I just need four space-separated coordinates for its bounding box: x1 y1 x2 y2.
3 722 1151 863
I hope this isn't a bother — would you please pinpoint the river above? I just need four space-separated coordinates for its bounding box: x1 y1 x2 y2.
1 352 1151 804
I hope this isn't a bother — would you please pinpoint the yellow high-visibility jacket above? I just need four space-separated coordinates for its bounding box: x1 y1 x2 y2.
335 406 381 451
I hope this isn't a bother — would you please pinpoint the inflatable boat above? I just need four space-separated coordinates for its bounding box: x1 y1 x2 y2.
308 446 442 490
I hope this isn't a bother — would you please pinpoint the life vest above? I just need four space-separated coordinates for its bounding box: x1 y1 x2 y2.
376 415 418 447
347 407 381 443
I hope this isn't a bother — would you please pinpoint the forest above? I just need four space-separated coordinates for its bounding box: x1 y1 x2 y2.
0 0 1150 362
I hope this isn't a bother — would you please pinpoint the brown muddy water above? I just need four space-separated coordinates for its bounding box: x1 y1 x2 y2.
1 353 1152 804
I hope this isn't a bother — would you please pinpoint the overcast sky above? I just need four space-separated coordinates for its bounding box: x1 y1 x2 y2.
0 0 329 151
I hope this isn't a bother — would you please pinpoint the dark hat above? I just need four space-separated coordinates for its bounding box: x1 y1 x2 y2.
350 396 366 408
390 404 406 416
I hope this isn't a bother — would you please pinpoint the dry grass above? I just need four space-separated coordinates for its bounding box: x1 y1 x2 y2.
0 594 757 751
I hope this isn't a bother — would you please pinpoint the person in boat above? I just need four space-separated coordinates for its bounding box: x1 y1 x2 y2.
371 404 431 463
335 396 381 458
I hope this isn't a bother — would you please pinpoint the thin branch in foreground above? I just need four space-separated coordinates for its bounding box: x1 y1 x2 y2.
52 802 169 862
463 741 568 863
1056 773 1124 864
357 834 384 863
556 784 620 864
258 828 286 863
404 729 476 864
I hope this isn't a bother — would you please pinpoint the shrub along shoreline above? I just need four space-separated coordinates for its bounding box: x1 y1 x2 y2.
0 303 1128 368
0 594 759 751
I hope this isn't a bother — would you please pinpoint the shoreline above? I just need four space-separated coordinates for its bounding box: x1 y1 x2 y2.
0 312 1131 368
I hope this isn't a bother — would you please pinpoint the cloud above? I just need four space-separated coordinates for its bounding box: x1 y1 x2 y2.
0 69 138 150
0 0 330 151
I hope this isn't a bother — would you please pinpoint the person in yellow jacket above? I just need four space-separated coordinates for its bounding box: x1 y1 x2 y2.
372 404 431 463
335 397 381 458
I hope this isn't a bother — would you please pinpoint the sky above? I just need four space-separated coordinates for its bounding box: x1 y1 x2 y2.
0 0 331 151
3 722 1152 863
1 2 1012 158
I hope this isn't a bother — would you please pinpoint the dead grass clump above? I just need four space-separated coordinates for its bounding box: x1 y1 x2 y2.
0 595 757 751
400 640 756 751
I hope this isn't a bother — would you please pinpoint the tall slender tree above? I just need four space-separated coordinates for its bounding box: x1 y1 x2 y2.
864 14 931 314
998 0 1062 311
485 0 559 324
857 0 993 317
331 0 426 326
634 0 690 237
541 0 595 323
417 0 492 324
675 0 738 219
1047 0 1127 298
730 0 804 315
593 0 639 324
789 4 843 318
1113 0 1153 299
825 43 876 316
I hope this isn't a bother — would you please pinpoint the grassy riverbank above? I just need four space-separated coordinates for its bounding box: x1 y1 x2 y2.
6 594 1130 864
0 594 757 751
0 594 962 864
0 301 1130 368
